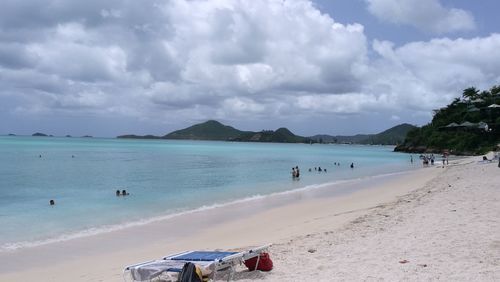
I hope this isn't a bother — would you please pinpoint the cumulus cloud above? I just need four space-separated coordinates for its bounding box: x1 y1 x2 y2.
365 0 476 34
354 34 500 125
0 0 498 136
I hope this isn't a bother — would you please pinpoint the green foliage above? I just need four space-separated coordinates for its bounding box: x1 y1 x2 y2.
462 87 479 100
490 85 500 96
396 85 500 155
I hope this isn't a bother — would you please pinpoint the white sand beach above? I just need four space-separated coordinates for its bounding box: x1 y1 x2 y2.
0 157 499 281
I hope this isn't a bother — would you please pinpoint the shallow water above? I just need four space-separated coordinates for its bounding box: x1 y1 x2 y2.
0 136 415 251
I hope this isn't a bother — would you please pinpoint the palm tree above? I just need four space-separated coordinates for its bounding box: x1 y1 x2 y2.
462 87 479 100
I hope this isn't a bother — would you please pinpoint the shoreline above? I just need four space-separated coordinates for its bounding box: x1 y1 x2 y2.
0 167 417 253
0 163 441 281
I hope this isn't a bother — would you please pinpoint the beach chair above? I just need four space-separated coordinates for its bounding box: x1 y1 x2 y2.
123 244 271 282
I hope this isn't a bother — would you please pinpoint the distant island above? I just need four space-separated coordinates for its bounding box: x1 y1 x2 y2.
395 85 500 155
32 132 49 137
117 120 415 145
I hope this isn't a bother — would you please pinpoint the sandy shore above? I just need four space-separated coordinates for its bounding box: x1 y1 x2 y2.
0 157 498 281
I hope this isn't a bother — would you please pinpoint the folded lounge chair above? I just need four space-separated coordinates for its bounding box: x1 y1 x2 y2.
123 244 271 282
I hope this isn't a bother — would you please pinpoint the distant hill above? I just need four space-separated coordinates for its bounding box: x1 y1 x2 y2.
360 123 417 145
309 123 417 145
235 127 310 143
117 120 414 145
118 120 311 143
164 120 246 140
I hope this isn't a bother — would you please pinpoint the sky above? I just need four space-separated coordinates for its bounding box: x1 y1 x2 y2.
1 0 499 137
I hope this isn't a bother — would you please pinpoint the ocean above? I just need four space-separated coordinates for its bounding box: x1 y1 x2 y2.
0 136 415 251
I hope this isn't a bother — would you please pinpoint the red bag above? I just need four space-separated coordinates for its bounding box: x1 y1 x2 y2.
244 252 273 271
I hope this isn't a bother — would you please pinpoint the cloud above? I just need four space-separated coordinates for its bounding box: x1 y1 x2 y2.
0 0 367 120
365 34 500 113
365 0 476 34
0 0 498 136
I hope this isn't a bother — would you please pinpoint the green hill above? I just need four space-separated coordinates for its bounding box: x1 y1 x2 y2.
360 123 417 145
395 86 500 155
118 120 311 143
117 120 416 146
309 123 417 145
163 120 246 140
236 127 310 143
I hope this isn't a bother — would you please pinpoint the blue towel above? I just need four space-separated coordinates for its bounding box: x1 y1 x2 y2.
171 251 238 261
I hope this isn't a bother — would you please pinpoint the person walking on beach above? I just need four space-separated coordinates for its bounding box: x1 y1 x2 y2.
410 155 413 163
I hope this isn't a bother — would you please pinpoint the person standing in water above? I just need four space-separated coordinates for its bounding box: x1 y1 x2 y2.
295 166 300 178
350 163 354 169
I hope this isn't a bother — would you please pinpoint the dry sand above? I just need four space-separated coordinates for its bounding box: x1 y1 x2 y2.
0 157 498 281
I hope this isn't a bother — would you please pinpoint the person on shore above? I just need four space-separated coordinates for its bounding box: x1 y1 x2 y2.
410 155 413 163
498 156 500 168
295 166 300 178
116 190 121 196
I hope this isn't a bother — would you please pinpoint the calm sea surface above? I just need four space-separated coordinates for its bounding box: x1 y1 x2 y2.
0 136 414 251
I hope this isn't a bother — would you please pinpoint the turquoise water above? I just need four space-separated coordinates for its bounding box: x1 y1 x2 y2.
0 136 414 251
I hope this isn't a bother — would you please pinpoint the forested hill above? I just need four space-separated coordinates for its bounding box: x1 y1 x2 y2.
164 120 245 140
395 86 500 155
118 120 312 143
309 123 417 145
118 120 416 145
360 123 417 145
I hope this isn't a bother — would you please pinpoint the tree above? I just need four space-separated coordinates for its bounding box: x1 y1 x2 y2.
490 85 500 96
462 87 479 100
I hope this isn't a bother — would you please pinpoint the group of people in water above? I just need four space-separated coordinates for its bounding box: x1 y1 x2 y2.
50 190 130 206
116 189 130 196
292 162 356 179
291 166 300 178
